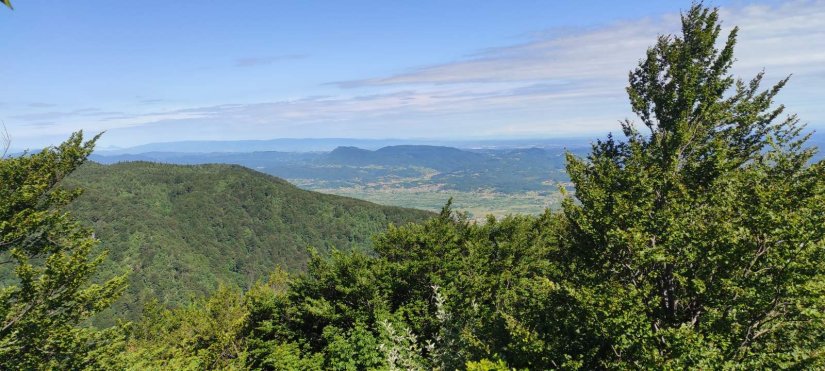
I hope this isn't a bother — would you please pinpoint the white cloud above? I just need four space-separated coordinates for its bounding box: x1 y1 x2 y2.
11 0 825 148
337 1 825 88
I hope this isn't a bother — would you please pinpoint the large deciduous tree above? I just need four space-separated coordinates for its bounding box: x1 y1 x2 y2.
562 4 825 368
0 132 127 369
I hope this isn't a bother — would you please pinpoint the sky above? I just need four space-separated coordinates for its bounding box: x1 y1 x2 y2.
1 0 823 150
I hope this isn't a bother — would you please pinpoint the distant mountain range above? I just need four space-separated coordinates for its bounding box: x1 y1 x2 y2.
86 132 825 217
91 144 583 194
95 137 594 154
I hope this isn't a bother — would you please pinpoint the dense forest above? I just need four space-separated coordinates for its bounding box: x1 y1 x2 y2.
63 162 430 326
2 4 825 370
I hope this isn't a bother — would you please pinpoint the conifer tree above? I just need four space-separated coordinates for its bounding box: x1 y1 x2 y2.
562 4 825 368
0 132 127 369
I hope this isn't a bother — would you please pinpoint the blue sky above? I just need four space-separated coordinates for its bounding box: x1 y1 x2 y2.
1 0 823 149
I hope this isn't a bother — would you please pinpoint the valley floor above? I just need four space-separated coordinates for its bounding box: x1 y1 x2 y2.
300 184 563 220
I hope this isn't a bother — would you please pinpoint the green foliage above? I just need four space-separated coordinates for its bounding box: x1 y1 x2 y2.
122 4 825 369
465 358 513 371
122 285 249 370
140 205 562 369
59 161 431 326
122 270 324 370
0 132 127 369
5 3 824 370
560 4 825 367
127 206 569 369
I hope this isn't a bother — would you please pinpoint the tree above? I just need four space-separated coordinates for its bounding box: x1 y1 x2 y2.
561 3 825 368
0 132 127 369
123 285 251 370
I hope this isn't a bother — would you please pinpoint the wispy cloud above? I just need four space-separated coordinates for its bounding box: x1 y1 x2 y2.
27 102 57 108
12 1 825 148
235 54 307 67
336 1 825 89
11 108 123 122
22 121 57 128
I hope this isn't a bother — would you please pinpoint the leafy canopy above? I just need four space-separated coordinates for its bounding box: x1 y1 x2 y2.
3 3 824 370
0 132 127 369
562 3 825 367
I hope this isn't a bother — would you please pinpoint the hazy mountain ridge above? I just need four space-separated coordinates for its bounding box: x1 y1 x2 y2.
96 137 595 154
91 144 583 193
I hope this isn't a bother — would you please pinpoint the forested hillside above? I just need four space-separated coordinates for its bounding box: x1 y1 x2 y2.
61 162 432 325
114 5 825 368
3 3 825 370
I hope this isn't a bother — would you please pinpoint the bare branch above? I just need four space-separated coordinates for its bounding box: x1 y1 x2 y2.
1 121 10 158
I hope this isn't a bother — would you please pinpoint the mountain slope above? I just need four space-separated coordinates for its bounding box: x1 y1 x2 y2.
62 162 433 325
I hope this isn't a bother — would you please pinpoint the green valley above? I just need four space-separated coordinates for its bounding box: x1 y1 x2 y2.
91 145 586 219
